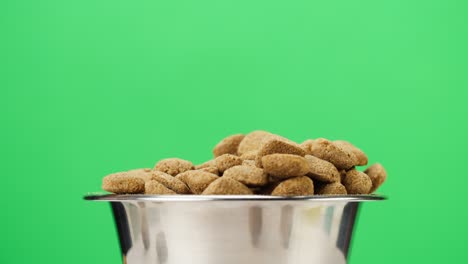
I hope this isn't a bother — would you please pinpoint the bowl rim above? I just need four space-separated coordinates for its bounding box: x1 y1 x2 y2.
84 193 386 202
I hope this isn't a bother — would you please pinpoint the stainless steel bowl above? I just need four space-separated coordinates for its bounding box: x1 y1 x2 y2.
85 194 385 264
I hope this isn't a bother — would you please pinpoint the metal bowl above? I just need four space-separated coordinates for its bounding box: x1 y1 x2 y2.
85 194 385 264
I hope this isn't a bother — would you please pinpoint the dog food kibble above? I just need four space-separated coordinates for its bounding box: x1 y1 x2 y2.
101 131 387 196
195 159 216 169
309 138 357 170
145 180 177 195
364 163 387 193
255 138 306 167
213 134 245 157
262 154 309 178
343 169 372 194
271 176 314 196
300 139 316 155
202 177 253 195
175 170 219 194
240 150 258 161
127 168 153 182
102 173 145 194
334 140 368 166
237 130 275 155
215 154 243 173
223 165 269 187
197 166 219 176
305 155 340 183
154 158 194 176
316 182 347 195
242 159 256 166
150 171 191 194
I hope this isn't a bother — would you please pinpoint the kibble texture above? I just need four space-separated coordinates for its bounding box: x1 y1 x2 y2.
100 131 387 196
154 158 194 176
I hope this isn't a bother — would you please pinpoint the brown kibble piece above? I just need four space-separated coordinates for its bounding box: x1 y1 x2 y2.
271 176 314 196
300 139 316 155
339 170 347 182
334 140 368 166
343 169 372 194
202 177 253 195
145 180 177 195
102 173 145 194
195 159 216 169
240 151 258 161
150 171 191 194
176 170 219 194
364 163 387 193
242 159 256 166
215 154 243 173
197 166 219 175
127 168 153 182
237 130 276 155
213 134 245 157
305 155 340 183
316 182 347 195
255 138 306 167
309 138 357 170
154 158 194 176
262 154 309 178
223 165 269 187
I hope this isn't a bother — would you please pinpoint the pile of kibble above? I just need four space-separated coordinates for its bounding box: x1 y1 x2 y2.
102 131 387 196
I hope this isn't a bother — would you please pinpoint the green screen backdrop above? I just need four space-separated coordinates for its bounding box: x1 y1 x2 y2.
2 0 467 263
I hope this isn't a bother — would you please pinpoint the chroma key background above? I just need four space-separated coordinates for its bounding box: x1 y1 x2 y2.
2 0 467 263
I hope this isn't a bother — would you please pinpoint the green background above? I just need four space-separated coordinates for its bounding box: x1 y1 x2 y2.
2 0 467 263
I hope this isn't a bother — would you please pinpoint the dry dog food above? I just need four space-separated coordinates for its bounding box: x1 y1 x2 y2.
237 130 275 155
101 130 387 196
255 138 305 167
305 155 340 183
154 158 194 176
262 154 309 178
223 165 269 187
175 170 218 194
316 182 347 195
145 180 177 195
213 134 245 157
197 166 220 175
271 176 314 196
102 172 145 194
150 171 191 194
364 163 387 193
307 138 357 170
215 154 243 173
202 177 253 195
343 169 372 194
